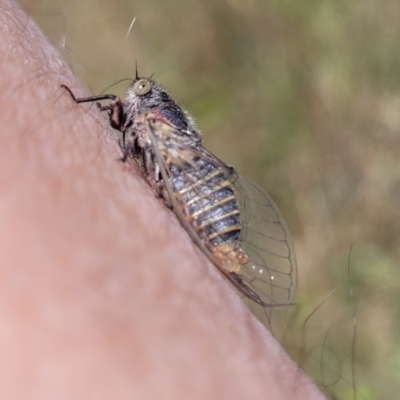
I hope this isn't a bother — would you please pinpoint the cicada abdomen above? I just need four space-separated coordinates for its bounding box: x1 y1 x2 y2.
172 161 241 248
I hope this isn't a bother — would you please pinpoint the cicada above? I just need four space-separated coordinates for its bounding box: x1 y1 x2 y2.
61 74 297 309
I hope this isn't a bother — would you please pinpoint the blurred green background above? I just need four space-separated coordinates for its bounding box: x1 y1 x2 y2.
20 0 400 398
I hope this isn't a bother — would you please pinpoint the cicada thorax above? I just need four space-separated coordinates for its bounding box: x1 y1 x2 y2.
166 154 249 274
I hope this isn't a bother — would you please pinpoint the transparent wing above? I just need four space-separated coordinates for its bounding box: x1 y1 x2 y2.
230 176 297 306
145 114 297 308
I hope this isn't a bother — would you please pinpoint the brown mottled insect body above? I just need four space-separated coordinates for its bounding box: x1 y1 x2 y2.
144 115 248 275
61 74 297 310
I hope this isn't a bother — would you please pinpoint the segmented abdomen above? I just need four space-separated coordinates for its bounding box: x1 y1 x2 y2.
168 158 241 249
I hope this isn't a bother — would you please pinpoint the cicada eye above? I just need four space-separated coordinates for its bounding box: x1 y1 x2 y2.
133 79 152 96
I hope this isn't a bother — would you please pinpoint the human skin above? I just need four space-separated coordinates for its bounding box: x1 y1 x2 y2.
0 1 326 399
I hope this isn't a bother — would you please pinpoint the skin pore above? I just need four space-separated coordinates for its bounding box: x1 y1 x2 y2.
0 0 326 398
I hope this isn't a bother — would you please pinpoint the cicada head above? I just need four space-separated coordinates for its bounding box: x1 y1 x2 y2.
126 77 202 143
126 78 172 113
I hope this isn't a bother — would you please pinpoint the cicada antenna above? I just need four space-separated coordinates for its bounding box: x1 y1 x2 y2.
113 15 137 93
135 60 139 80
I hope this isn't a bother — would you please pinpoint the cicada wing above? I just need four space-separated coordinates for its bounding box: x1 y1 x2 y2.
144 116 227 262
231 176 297 306
145 114 297 310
